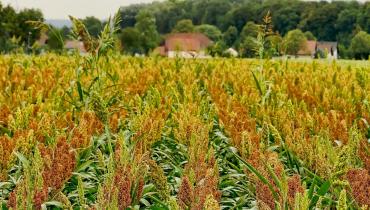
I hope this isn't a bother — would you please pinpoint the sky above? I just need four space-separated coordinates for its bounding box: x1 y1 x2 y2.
1 0 159 19
2 0 368 19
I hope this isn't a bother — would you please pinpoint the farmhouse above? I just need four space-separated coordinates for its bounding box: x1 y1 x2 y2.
316 41 338 59
295 40 338 59
154 33 212 58
297 40 317 58
64 40 87 53
36 34 87 54
36 32 49 46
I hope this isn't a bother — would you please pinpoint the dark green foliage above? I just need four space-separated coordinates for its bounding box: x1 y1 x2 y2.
239 21 259 58
118 0 369 59
350 31 370 60
336 9 358 45
195 24 222 41
120 27 142 54
82 16 103 38
135 10 160 54
240 36 258 58
283 29 307 56
120 4 145 29
172 19 195 33
210 121 255 208
357 3 370 33
304 31 316 41
0 2 44 53
272 5 302 36
207 41 227 57
60 26 71 39
14 9 44 44
300 2 343 41
0 0 369 59
240 21 259 39
47 27 65 51
223 26 238 47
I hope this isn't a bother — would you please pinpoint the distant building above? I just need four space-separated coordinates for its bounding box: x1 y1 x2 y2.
36 33 48 46
297 40 317 58
154 33 212 58
316 41 338 59
224 48 239 57
294 40 338 59
64 40 86 53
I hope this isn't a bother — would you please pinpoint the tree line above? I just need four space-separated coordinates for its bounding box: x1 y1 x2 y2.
119 0 369 59
0 0 369 59
0 3 43 53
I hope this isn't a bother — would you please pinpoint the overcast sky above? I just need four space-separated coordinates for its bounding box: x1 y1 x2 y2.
2 0 368 19
1 0 159 19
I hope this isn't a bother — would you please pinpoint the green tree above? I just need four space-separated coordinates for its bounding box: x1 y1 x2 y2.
16 8 44 45
154 1 189 34
120 4 145 28
336 9 358 46
135 10 160 54
338 44 351 59
120 27 142 54
207 40 227 57
240 21 258 40
117 0 369 50
357 3 370 33
172 19 195 33
304 31 316 41
336 9 357 37
82 16 103 38
61 26 70 39
0 4 45 53
196 0 231 27
223 26 238 47
266 34 283 57
0 4 17 52
350 31 370 59
239 21 259 58
301 2 343 41
240 36 257 58
222 3 258 32
273 6 301 35
195 24 222 41
47 27 64 51
283 29 307 56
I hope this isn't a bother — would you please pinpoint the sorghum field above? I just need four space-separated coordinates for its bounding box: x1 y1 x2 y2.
0 54 369 210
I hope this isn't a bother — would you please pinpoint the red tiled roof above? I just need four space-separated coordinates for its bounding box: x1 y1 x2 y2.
165 33 212 52
64 40 86 53
297 40 317 56
153 46 166 56
37 33 48 46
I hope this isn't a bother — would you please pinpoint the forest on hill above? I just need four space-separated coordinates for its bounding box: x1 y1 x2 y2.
0 0 369 58
119 0 369 58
